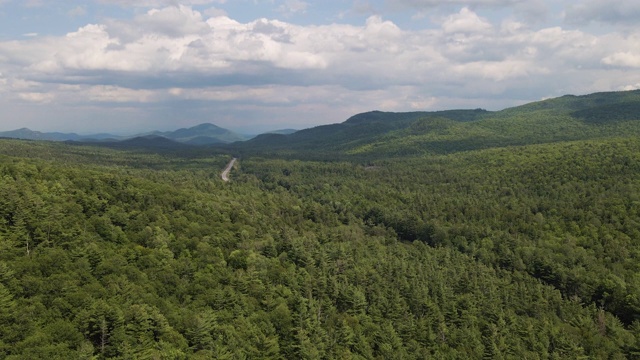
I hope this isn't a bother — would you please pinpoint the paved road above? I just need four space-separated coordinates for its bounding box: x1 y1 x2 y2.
221 158 237 182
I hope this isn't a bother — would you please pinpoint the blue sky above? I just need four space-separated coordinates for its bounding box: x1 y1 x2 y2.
1 0 639 134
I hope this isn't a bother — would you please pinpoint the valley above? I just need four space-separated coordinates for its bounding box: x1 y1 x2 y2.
1 90 640 358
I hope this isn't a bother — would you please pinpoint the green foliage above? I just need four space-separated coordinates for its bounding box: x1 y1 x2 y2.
234 109 487 160
4 90 640 357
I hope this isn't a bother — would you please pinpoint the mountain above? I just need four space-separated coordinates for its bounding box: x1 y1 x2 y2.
0 128 84 141
0 123 247 146
0 128 125 142
498 89 640 115
265 128 298 135
4 90 640 358
234 109 488 158
158 123 248 144
6 89 640 155
234 90 640 159
97 135 192 150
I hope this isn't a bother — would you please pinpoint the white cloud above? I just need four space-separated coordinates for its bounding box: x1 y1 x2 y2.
2 4 640 132
364 15 402 38
620 83 640 91
203 6 227 18
441 7 493 34
97 0 225 7
29 24 129 72
4 10 328 77
602 52 640 68
135 5 210 37
18 92 54 103
0 5 619 90
10 78 41 90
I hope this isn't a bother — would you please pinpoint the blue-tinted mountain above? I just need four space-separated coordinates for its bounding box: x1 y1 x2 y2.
0 128 84 141
0 123 247 145
158 123 248 144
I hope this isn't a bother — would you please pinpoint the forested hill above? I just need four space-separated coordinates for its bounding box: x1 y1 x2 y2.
235 109 489 157
3 89 640 358
233 89 640 159
501 89 640 114
2 136 640 358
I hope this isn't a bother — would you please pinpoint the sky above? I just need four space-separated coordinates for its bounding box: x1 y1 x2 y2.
0 1 639 134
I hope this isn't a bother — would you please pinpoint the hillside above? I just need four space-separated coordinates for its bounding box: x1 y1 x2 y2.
235 109 485 157
234 90 640 159
3 90 640 358
1 137 639 358
158 123 248 144
499 89 640 114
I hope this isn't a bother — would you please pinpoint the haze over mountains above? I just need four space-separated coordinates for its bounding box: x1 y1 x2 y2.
4 89 640 358
3 89 640 155
0 123 257 145
234 89 640 159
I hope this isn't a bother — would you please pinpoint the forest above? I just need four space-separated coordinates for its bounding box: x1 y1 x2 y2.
2 90 640 358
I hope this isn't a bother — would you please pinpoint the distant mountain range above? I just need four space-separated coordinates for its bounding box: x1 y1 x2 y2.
0 128 94 142
0 123 266 145
5 89 640 157
142 123 249 145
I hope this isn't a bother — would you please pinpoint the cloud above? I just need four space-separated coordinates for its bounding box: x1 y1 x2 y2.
386 0 524 10
602 52 640 68
1 4 640 132
513 0 549 23
0 5 612 90
441 7 493 34
620 83 640 91
565 0 640 25
18 92 54 103
351 0 377 16
97 0 226 7
133 5 210 37
384 0 546 30
278 0 309 16
203 6 227 18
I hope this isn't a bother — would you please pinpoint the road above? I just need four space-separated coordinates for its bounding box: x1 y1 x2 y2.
221 158 237 182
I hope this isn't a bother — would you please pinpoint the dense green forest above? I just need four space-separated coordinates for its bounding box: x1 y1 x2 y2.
3 90 640 358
